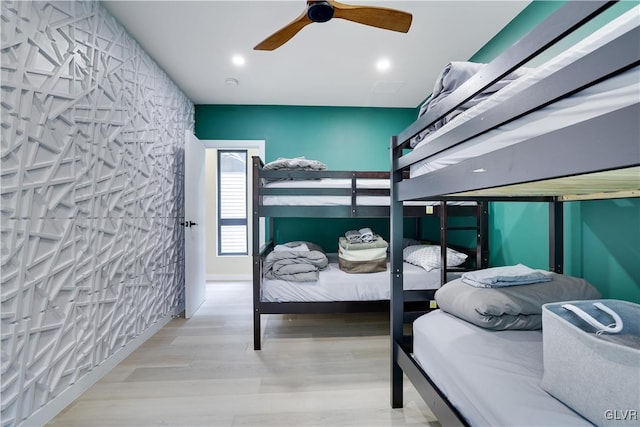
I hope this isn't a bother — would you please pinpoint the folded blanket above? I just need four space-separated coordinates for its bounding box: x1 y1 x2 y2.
264 250 328 282
338 246 387 262
274 243 309 252
345 230 362 244
263 156 327 171
338 236 388 251
273 241 324 253
338 257 387 274
462 264 552 288
344 228 376 243
435 274 601 330
359 228 374 242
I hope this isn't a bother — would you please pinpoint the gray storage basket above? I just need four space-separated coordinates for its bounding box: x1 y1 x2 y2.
541 299 640 426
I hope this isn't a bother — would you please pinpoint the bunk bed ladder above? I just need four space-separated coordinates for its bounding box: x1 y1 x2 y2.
252 157 262 350
439 201 488 285
549 200 564 274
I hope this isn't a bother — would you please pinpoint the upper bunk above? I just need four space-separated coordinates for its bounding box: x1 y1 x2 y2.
252 155 478 218
391 1 639 203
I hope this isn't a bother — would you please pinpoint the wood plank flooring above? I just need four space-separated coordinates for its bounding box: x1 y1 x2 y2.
47 282 438 427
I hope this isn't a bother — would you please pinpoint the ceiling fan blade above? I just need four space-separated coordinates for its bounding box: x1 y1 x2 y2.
331 0 412 33
254 10 313 50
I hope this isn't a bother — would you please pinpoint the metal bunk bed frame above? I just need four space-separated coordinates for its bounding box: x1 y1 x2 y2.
389 0 639 423
251 156 488 350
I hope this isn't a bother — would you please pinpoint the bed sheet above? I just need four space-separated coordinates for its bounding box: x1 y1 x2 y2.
262 179 476 206
410 6 639 178
262 259 453 302
413 310 592 426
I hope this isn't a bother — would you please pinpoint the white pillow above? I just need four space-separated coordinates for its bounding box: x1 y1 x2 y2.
403 245 468 271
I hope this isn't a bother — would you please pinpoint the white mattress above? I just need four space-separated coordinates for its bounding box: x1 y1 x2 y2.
262 257 451 302
263 179 475 206
413 310 591 426
410 6 640 178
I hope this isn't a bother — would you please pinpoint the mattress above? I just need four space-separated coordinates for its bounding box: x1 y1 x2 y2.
410 6 639 179
262 256 454 302
262 179 475 206
412 310 591 426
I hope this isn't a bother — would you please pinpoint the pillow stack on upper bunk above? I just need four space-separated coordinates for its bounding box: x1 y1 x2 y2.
338 228 388 274
262 156 327 181
435 264 601 330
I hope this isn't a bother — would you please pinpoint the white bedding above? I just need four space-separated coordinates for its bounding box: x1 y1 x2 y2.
410 6 639 179
262 256 453 302
413 310 591 426
262 179 475 206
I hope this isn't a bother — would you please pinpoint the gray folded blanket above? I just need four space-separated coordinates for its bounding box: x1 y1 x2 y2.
339 236 388 251
263 156 327 171
264 249 328 282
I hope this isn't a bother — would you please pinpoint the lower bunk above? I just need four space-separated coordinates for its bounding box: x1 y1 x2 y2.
398 310 593 427
253 252 462 351
391 269 640 427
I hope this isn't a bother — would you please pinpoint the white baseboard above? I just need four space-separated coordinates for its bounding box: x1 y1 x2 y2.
21 306 181 427
206 274 251 281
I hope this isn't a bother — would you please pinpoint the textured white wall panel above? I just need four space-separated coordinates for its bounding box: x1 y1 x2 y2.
0 1 194 425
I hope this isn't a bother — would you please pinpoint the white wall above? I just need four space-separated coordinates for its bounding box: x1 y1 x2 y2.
204 142 264 280
0 1 193 425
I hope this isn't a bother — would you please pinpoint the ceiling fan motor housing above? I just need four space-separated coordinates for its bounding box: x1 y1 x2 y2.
307 1 334 22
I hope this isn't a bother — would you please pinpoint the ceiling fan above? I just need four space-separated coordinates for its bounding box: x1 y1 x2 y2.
254 0 413 51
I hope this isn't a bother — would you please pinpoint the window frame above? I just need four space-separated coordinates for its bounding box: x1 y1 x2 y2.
217 149 248 256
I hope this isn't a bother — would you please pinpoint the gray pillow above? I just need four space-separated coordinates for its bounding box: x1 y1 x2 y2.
435 273 601 330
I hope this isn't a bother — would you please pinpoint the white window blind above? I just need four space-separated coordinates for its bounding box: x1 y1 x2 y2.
218 151 247 255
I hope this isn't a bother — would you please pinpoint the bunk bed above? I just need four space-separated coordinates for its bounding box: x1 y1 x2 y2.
252 156 488 350
390 1 639 426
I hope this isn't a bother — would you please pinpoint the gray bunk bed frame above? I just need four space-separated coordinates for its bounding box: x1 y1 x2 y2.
389 1 639 424
251 156 488 350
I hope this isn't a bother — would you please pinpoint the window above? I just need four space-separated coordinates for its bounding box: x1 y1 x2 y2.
217 150 247 255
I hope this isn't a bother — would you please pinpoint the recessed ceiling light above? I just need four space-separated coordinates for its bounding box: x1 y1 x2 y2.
232 55 245 66
473 168 487 173
376 58 391 72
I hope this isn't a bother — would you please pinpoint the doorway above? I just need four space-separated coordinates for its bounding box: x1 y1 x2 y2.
202 140 265 281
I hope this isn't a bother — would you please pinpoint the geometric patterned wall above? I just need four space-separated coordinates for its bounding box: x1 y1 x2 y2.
0 1 194 425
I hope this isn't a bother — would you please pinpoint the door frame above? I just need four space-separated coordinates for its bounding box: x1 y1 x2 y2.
202 140 265 281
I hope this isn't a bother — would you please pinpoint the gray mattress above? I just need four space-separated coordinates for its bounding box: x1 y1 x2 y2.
413 310 592 426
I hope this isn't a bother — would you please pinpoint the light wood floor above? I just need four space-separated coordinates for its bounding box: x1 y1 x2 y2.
47 282 439 427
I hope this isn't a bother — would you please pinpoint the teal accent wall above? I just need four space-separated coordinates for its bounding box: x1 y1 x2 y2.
473 0 640 302
195 105 415 170
470 1 565 63
195 105 416 251
565 199 640 303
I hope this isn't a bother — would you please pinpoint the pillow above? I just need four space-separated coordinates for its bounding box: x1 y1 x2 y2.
434 274 602 330
403 244 468 271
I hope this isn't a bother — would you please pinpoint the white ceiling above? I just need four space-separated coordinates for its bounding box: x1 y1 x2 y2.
101 0 529 108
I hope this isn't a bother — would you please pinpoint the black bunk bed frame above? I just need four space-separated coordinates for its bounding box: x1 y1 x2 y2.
389 1 639 424
251 156 488 350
